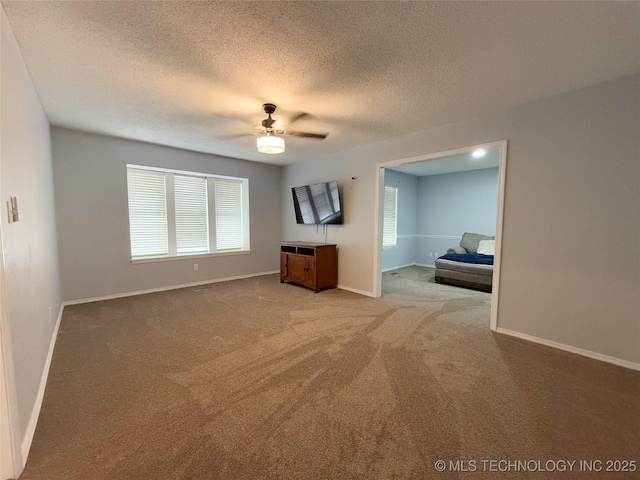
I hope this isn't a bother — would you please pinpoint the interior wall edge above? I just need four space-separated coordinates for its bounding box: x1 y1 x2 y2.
336 284 376 298
1 5 64 471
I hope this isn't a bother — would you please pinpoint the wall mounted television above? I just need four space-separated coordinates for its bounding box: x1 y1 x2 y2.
292 181 343 225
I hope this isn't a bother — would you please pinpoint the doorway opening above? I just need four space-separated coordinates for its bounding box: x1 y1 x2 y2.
372 141 507 330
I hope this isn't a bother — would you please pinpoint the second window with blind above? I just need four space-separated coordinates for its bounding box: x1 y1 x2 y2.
383 185 398 249
127 165 250 261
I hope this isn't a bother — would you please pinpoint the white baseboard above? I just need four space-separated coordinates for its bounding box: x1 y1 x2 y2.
495 327 640 372
414 262 435 269
337 284 376 297
381 263 415 273
21 303 64 464
63 270 280 306
382 263 435 272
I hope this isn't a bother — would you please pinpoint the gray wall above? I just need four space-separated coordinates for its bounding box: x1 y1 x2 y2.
416 168 499 266
52 128 282 301
381 169 418 271
282 74 640 365
1 8 62 442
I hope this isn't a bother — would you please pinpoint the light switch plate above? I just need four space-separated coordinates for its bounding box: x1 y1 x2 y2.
7 196 20 223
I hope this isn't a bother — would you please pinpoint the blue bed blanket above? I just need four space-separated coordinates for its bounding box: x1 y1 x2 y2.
439 253 494 265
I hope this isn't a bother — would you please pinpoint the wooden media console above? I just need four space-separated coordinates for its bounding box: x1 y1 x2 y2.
280 242 337 293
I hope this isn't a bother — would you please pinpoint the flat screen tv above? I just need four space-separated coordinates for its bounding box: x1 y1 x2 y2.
292 181 343 225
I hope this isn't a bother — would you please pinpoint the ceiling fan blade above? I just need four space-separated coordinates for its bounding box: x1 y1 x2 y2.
217 133 255 140
285 131 328 140
289 112 312 125
210 113 254 126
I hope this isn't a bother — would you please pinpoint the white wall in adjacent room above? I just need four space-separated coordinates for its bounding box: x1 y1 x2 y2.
1 5 62 455
51 128 282 302
282 74 640 365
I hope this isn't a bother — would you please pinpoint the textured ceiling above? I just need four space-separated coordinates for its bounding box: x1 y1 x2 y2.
3 1 639 165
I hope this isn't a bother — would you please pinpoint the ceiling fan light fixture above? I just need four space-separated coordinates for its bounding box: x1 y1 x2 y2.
257 135 285 154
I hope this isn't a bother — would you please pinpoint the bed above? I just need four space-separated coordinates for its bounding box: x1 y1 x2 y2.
434 233 495 293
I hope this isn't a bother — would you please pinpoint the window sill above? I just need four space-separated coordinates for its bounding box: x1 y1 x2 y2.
382 246 398 251
131 250 251 264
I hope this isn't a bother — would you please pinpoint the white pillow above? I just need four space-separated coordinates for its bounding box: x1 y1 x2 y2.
477 239 495 255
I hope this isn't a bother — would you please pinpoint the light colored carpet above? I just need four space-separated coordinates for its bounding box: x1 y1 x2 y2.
20 267 639 479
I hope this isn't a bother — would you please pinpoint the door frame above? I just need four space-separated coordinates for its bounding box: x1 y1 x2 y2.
372 140 508 331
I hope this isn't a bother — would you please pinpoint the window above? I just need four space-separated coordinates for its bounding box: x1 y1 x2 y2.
383 185 398 249
127 169 169 257
214 178 243 251
127 165 249 261
175 175 208 254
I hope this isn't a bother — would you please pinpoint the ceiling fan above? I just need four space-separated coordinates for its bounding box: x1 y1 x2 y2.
219 103 328 155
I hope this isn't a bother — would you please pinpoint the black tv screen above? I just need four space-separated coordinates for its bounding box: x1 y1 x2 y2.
292 181 343 225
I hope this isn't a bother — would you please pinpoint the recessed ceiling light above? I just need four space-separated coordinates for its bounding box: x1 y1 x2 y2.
472 148 486 159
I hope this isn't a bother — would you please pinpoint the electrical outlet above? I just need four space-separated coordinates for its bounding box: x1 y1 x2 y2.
193 264 199 271
435 252 439 258
429 252 433 257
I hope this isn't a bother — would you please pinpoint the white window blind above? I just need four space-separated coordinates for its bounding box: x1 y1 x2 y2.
174 174 209 254
383 185 398 248
214 178 243 251
127 166 249 260
127 169 169 257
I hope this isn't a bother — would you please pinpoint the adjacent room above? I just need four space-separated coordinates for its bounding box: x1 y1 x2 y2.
380 144 501 307
1 2 639 480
